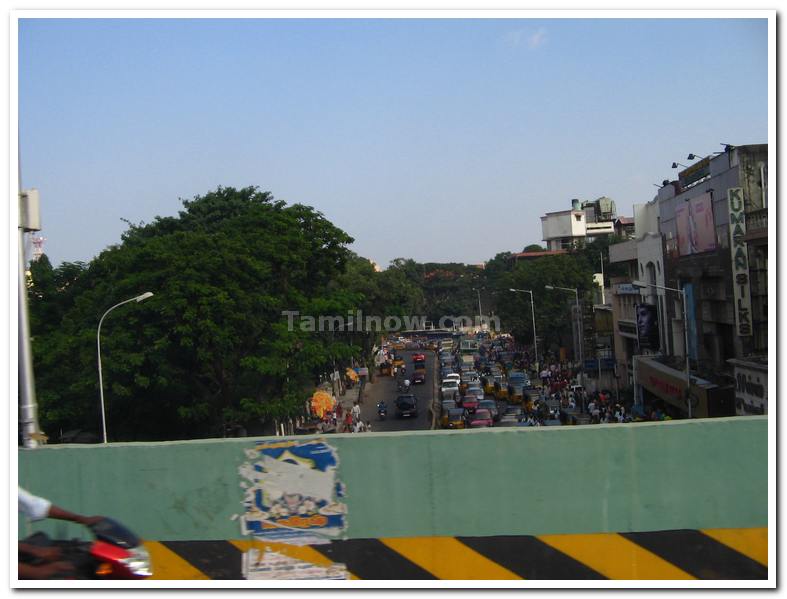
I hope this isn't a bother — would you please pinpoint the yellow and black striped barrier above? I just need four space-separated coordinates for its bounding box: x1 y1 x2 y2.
143 527 767 580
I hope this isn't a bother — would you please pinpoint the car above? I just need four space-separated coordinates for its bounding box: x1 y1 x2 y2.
440 380 460 400
412 353 426 363
440 400 458 427
478 399 500 421
465 408 494 428
411 370 426 384
459 393 480 413
446 408 466 429
440 367 455 380
465 386 485 403
443 373 461 384
395 394 418 418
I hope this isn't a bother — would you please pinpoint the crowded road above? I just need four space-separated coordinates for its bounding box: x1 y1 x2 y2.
357 350 435 432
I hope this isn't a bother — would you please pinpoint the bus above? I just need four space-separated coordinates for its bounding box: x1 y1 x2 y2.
460 338 479 355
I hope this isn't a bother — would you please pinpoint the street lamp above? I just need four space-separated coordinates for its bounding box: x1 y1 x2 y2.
631 280 692 418
544 285 583 386
509 289 538 367
97 292 154 444
471 287 484 327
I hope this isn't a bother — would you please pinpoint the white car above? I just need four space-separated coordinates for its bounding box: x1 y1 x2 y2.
443 373 460 384
440 379 460 399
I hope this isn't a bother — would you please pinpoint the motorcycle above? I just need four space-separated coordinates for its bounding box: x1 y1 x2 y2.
20 517 152 580
377 403 388 420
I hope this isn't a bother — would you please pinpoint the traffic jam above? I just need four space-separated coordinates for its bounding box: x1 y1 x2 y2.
379 332 563 430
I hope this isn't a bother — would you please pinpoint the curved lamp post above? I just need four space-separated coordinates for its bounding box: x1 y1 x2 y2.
545 285 583 386
97 292 153 443
509 288 538 367
632 280 692 418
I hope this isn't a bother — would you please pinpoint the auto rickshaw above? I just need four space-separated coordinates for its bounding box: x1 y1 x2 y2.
494 379 509 401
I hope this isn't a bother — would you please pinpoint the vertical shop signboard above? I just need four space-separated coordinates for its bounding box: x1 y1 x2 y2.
728 188 753 336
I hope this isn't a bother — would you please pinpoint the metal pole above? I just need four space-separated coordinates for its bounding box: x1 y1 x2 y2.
528 290 538 367
575 289 583 387
600 251 605 304
97 293 153 444
476 288 483 326
682 289 692 419
18 227 39 448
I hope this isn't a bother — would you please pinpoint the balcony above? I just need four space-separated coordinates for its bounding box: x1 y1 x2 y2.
744 208 767 242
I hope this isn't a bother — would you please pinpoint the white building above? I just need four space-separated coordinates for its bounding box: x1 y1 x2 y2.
541 197 618 251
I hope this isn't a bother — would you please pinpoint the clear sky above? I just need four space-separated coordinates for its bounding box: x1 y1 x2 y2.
18 16 769 268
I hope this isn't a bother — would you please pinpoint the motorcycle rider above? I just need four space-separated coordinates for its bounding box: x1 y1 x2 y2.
377 400 387 416
18 487 103 579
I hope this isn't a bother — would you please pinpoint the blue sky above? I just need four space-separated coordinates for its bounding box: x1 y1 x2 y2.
18 17 769 268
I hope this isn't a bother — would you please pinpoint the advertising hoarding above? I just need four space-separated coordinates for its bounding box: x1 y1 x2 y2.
675 193 717 256
635 303 660 350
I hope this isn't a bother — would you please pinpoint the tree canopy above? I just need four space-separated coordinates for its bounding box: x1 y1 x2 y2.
28 186 619 442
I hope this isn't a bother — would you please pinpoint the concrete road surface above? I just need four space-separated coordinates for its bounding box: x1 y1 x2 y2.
355 350 436 432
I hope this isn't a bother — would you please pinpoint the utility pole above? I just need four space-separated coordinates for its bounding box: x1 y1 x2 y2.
19 186 42 448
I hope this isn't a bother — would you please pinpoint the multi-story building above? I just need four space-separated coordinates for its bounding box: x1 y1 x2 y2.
541 197 627 251
608 144 768 418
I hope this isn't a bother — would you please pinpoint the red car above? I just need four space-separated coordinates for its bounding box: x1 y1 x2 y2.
466 408 494 428
412 353 426 363
460 396 479 413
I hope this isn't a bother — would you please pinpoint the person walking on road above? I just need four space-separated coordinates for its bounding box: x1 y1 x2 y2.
351 402 361 424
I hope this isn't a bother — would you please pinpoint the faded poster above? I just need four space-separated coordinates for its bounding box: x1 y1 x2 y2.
239 439 347 545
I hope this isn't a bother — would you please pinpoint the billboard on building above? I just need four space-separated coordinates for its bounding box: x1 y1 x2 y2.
635 303 660 350
675 193 717 256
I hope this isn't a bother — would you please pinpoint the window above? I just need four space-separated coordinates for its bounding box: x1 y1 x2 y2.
575 214 583 222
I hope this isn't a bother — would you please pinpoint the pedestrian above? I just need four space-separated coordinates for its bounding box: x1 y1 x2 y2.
344 411 353 432
351 401 361 424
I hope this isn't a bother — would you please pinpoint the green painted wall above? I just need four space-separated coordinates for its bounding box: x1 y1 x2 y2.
19 417 767 541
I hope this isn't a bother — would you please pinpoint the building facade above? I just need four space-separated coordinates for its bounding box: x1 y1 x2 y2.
541 197 625 251
607 144 768 418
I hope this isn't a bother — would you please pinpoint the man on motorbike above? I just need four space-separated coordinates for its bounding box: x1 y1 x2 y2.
18 487 103 579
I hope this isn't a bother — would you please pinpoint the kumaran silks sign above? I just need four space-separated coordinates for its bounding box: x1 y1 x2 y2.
728 188 752 337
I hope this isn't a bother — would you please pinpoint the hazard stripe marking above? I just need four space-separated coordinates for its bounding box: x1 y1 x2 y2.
143 541 210 580
457 535 605 580
161 541 243 580
381 536 522 580
144 527 767 580
312 538 437 580
229 539 361 580
538 533 695 580
621 530 768 580
700 527 768 567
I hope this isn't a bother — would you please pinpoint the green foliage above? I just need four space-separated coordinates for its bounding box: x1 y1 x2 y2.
28 183 621 442
29 186 356 441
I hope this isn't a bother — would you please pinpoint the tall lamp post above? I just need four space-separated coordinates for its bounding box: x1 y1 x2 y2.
97 292 154 444
632 280 692 418
545 285 583 386
472 287 484 329
509 288 538 368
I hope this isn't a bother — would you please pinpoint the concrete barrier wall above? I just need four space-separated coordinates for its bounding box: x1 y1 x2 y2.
18 416 767 542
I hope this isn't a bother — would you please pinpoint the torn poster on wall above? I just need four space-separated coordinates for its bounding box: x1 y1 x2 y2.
242 549 349 580
238 438 347 545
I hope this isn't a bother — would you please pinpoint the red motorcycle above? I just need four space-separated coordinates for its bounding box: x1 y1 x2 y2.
20 517 152 579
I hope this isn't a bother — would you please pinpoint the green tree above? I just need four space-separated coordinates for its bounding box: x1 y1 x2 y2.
29 186 356 441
